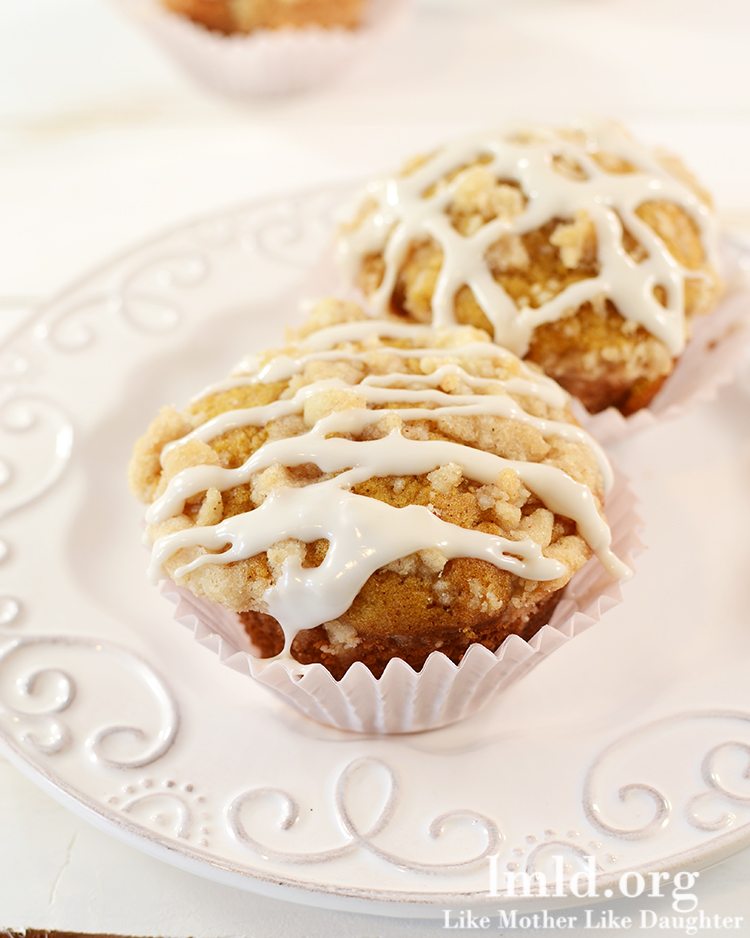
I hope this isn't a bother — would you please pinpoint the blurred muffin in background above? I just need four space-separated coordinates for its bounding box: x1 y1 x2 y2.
124 0 398 98
162 0 365 33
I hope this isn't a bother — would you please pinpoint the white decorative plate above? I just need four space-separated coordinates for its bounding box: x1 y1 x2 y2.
2 186 750 918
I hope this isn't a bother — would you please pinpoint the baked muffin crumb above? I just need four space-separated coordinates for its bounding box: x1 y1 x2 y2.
338 122 722 415
163 0 364 34
132 299 624 677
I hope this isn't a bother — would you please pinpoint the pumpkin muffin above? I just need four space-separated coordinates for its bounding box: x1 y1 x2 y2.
337 122 722 415
162 0 364 33
130 299 626 679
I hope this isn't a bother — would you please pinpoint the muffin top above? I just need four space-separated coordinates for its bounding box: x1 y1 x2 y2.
163 0 364 34
338 122 721 361
130 300 627 656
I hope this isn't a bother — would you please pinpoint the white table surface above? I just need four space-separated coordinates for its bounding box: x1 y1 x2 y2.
2 0 750 933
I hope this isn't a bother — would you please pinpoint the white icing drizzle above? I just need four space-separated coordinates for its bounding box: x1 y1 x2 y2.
147 319 628 649
194 321 571 405
337 122 719 357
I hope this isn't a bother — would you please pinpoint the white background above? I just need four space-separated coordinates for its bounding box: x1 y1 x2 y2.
1 0 750 934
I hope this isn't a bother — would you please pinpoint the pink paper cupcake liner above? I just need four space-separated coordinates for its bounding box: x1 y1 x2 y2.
117 0 410 98
162 471 642 735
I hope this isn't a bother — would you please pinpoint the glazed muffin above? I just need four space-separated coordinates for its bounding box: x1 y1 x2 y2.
130 299 627 679
338 122 722 415
162 0 364 33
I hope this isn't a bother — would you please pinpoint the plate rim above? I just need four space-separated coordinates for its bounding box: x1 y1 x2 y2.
2 186 750 917
4 725 750 917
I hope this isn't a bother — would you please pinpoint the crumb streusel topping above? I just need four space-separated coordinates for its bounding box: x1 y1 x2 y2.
130 300 627 657
337 122 722 414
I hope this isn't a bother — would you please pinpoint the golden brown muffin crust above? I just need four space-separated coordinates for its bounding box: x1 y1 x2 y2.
163 0 364 33
343 126 722 414
130 300 609 674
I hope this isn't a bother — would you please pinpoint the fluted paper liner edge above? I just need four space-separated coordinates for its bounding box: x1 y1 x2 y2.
162 472 642 734
118 0 410 98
